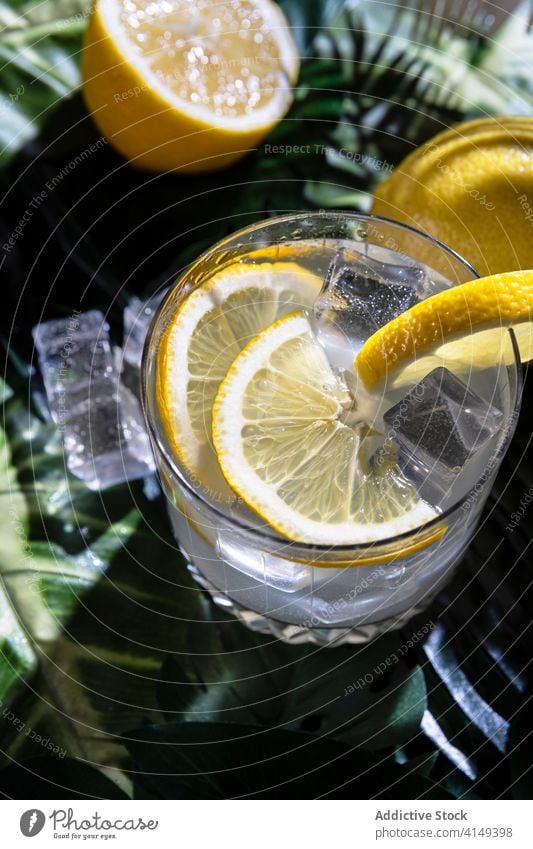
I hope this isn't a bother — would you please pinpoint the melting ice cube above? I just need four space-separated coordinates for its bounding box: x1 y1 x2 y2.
216 528 312 594
381 367 503 505
33 310 155 488
121 291 168 399
313 246 420 364
32 311 113 409
122 290 167 369
63 384 154 490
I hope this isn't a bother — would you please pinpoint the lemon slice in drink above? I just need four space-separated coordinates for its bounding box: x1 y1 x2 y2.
82 0 299 173
212 311 436 544
355 270 533 389
157 263 322 493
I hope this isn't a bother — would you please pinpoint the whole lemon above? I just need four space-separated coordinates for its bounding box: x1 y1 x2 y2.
372 117 533 276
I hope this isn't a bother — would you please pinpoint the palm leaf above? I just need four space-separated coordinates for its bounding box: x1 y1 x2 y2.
0 0 91 169
0 391 204 790
1 0 533 799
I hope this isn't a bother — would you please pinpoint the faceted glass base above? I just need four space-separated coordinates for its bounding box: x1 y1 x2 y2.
186 560 438 647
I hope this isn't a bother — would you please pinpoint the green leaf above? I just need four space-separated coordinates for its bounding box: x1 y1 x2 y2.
474 0 533 110
304 181 371 210
0 425 40 707
277 0 344 54
0 0 91 170
126 721 452 799
1 1 89 32
157 607 427 752
338 666 427 752
0 377 13 403
509 693 533 799
0 757 129 800
0 399 202 781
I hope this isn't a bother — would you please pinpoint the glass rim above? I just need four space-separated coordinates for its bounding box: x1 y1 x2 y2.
141 211 523 556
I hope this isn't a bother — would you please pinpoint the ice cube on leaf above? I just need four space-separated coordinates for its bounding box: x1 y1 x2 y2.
33 310 109 351
33 310 155 489
122 291 166 369
32 311 113 402
63 384 154 490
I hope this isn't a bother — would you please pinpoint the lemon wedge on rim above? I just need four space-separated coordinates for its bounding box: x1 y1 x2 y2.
355 270 533 389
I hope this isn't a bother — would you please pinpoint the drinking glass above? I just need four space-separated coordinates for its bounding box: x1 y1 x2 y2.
142 212 521 645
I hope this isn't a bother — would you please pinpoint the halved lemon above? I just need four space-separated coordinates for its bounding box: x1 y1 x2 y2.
355 270 533 389
212 311 436 544
157 262 322 495
82 0 299 173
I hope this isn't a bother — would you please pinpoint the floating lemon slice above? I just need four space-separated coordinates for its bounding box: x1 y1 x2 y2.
212 311 436 544
355 270 533 389
82 0 299 173
156 263 322 493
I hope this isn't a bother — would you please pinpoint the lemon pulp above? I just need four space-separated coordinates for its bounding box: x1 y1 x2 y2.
82 0 299 172
156 262 322 494
212 311 436 545
119 0 291 119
